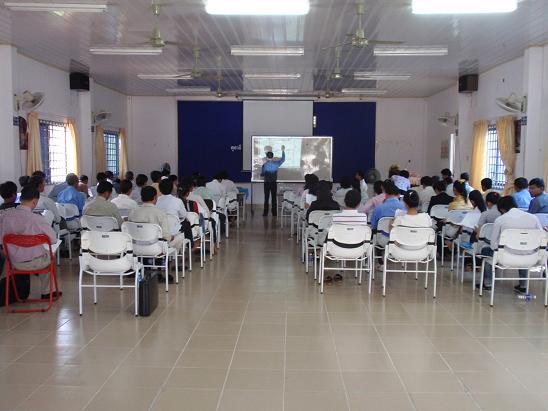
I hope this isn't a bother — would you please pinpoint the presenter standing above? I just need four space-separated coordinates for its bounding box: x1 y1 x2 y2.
261 145 285 217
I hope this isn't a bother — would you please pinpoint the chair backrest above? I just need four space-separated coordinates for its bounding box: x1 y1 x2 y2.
81 230 132 256
186 211 202 238
496 228 547 268
81 215 119 232
475 223 494 253
3 234 53 263
377 217 393 235
226 192 238 210
325 224 372 259
121 221 162 243
536 213 548 228
387 226 436 260
430 204 449 220
446 210 469 225
308 210 339 227
166 214 182 235
118 208 131 219
283 191 294 203
41 210 55 226
56 203 80 220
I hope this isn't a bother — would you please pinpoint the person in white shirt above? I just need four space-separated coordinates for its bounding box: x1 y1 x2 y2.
333 176 353 208
111 180 138 211
392 170 411 194
480 196 543 292
460 172 475 194
28 175 61 223
418 176 436 213
355 170 368 204
131 174 148 205
391 190 432 230
206 173 226 205
220 171 238 194
156 179 187 221
332 189 368 226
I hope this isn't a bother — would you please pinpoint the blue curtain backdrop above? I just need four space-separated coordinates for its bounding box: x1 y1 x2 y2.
313 102 376 182
178 101 249 181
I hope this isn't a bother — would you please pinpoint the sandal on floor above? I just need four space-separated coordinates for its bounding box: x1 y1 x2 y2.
323 276 333 284
334 274 343 282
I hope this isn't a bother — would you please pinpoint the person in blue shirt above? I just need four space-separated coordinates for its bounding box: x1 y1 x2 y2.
57 173 85 216
261 145 285 217
371 180 405 231
512 177 532 209
528 178 548 214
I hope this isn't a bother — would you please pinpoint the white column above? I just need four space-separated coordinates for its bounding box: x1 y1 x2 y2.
0 45 18 182
76 79 93 180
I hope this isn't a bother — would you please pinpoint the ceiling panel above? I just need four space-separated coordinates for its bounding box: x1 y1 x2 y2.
0 0 547 97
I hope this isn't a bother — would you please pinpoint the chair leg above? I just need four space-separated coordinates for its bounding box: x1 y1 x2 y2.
472 255 477 291
382 251 388 297
164 256 169 292
544 263 548 307
480 260 485 297
450 242 454 271
78 268 83 315
120 273 123 290
305 241 309 273
433 257 438 298
490 272 495 307
320 251 325 294
368 250 373 294
174 250 179 285
134 271 139 316
441 233 445 267
93 273 97 304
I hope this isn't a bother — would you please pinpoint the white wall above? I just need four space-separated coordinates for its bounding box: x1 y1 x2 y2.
126 96 178 176
92 83 127 131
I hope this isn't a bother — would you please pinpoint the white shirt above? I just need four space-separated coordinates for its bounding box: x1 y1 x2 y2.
359 179 369 204
446 183 454 197
206 180 226 204
221 179 238 194
130 186 142 204
393 213 432 229
419 186 436 213
187 192 210 219
459 208 481 230
334 188 352 208
305 194 317 207
332 209 368 226
392 175 411 192
491 208 543 251
156 194 187 220
111 194 138 211
36 193 61 223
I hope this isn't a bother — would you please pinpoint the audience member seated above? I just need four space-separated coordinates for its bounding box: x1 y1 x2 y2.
48 179 68 202
193 176 214 201
392 170 411 194
18 176 30 191
182 178 210 218
512 177 532 209
78 175 89 198
83 181 123 227
220 171 238 194
449 180 473 211
57 174 85 216
206 173 227 205
132 174 148 204
306 180 340 220
460 172 475 193
371 180 405 231
0 181 19 211
333 176 352 208
28 175 61 223
479 196 543 292
332 189 367 226
427 181 453 214
388 164 400 178
528 178 548 214
0 186 61 299
125 171 134 183
111 180 138 211
355 170 368 203
156 179 195 249
459 190 487 230
150 170 162 194
96 172 107 184
418 176 435 212
476 192 501 235
104 171 119 193
392 190 432 229
481 178 495 199
441 168 454 196
360 180 385 215
302 174 319 209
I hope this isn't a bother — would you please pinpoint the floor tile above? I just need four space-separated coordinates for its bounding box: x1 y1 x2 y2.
151 389 220 411
219 389 283 411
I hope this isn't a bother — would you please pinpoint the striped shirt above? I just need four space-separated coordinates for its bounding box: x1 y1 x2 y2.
332 209 368 226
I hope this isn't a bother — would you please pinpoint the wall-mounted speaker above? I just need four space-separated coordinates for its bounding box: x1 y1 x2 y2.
458 74 478 93
70 72 89 91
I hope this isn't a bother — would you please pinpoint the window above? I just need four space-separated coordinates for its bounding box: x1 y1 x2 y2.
104 130 120 176
485 125 506 190
39 120 76 184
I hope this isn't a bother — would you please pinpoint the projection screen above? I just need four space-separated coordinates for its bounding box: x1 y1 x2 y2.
251 136 333 182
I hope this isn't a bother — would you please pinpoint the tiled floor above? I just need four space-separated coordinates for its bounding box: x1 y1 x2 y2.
1 214 548 410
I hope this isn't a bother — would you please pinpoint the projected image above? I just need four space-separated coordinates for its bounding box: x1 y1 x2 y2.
252 136 333 182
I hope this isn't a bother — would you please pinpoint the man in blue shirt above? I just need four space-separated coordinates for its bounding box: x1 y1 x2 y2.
371 180 405 231
512 177 532 209
528 178 548 214
57 173 85 216
261 146 285 217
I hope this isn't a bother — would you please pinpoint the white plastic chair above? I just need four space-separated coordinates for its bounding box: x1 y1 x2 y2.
536 213 548 228
226 191 240 228
459 223 494 289
372 217 394 279
280 191 295 228
186 212 205 269
208 199 221 248
382 226 437 298
304 210 339 278
78 231 141 316
56 203 81 260
429 204 450 229
81 215 119 232
319 224 373 294
480 229 548 307
217 196 229 239
121 222 178 292
166 214 192 279
441 210 470 270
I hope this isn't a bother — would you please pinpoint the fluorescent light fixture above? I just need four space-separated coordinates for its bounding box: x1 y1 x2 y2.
412 0 517 14
231 46 304 56
244 73 302 80
252 89 299 94
374 46 448 56
205 0 309 15
354 72 411 81
4 2 107 12
166 87 211 93
89 46 162 56
138 73 192 80
341 88 387 95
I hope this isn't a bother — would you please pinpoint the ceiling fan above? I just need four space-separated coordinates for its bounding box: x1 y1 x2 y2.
323 1 404 51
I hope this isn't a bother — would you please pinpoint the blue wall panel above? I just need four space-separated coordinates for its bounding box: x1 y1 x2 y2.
313 102 376 182
178 101 250 182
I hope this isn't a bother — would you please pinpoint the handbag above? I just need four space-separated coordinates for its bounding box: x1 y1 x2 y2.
138 271 159 316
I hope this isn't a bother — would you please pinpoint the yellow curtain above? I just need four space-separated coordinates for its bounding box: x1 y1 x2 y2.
496 115 516 195
119 127 129 177
470 119 489 191
95 125 105 174
26 112 43 175
67 118 81 175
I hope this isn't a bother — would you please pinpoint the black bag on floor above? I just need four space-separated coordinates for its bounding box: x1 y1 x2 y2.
0 275 31 307
138 272 158 316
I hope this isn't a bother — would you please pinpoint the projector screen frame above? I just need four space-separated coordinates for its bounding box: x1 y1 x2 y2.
251 135 333 183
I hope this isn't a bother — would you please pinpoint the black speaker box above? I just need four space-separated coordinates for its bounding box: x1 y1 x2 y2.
70 72 90 91
458 74 478 93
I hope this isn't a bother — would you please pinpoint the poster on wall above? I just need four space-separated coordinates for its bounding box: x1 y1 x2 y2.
440 138 449 159
18 116 28 150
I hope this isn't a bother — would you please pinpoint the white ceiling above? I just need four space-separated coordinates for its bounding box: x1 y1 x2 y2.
1 0 548 97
